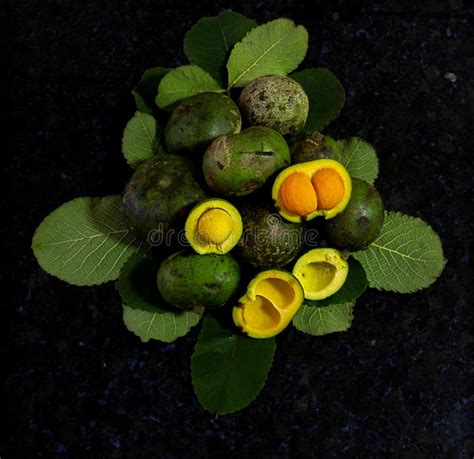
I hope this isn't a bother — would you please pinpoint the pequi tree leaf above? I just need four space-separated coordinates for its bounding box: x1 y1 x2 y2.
290 68 345 133
353 211 446 293
155 65 223 109
293 302 354 336
32 196 143 286
227 18 308 88
132 67 171 114
337 137 379 184
184 10 256 86
117 253 200 343
191 315 276 415
121 111 165 169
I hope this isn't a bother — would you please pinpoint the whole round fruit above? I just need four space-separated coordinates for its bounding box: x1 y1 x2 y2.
291 132 341 164
165 92 241 154
122 155 207 236
157 251 241 310
202 126 290 196
323 178 385 250
239 75 309 137
236 203 305 269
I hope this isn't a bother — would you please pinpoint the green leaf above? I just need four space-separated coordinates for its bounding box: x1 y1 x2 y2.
290 68 345 133
191 315 276 414
121 111 165 168
293 302 354 336
155 65 223 109
353 212 446 293
118 253 200 343
32 196 143 286
337 137 379 184
132 67 170 114
227 18 308 88
184 10 256 85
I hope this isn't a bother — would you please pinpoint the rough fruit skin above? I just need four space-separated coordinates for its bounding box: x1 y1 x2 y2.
280 172 317 216
239 75 309 137
291 132 341 164
165 92 241 154
123 155 207 236
202 126 290 196
323 178 385 250
157 252 241 310
236 204 305 269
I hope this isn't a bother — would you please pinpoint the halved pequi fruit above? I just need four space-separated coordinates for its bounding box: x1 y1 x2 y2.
272 159 351 223
185 198 243 254
232 270 304 339
157 251 241 310
292 248 348 300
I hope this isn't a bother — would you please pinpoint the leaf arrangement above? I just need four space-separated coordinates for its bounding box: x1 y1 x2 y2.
32 11 446 415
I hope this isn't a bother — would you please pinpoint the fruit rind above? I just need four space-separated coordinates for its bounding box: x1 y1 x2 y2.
292 248 349 300
232 269 304 339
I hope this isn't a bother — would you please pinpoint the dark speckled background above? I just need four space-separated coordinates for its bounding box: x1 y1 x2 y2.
3 0 473 457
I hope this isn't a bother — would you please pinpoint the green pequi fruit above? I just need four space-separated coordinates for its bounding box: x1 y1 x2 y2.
291 132 341 164
165 92 242 154
123 155 207 236
157 251 241 310
236 203 305 269
202 126 290 196
323 178 385 251
239 75 309 137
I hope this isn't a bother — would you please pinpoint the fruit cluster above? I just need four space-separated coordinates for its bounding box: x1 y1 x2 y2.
122 74 384 339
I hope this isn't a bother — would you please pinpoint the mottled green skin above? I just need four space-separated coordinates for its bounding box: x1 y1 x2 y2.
239 75 309 137
291 132 341 164
165 92 241 154
157 252 241 310
323 178 385 251
202 126 290 196
123 155 207 236
236 204 305 269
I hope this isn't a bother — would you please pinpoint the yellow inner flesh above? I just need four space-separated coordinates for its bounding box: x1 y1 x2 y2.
196 208 233 245
241 277 296 332
254 278 295 310
242 296 281 330
297 261 337 294
311 168 345 210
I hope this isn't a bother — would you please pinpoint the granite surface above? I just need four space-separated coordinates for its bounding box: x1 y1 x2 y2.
3 0 473 457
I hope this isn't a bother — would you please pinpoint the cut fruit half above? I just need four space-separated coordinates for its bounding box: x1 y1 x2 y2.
292 248 349 300
232 270 304 339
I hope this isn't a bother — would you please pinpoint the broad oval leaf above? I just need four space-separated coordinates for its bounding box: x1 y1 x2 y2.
121 112 165 169
191 315 276 415
293 302 354 336
132 67 171 114
353 212 446 293
155 65 223 109
184 10 256 85
118 253 200 343
32 196 143 286
290 68 345 133
337 137 379 184
227 18 308 88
